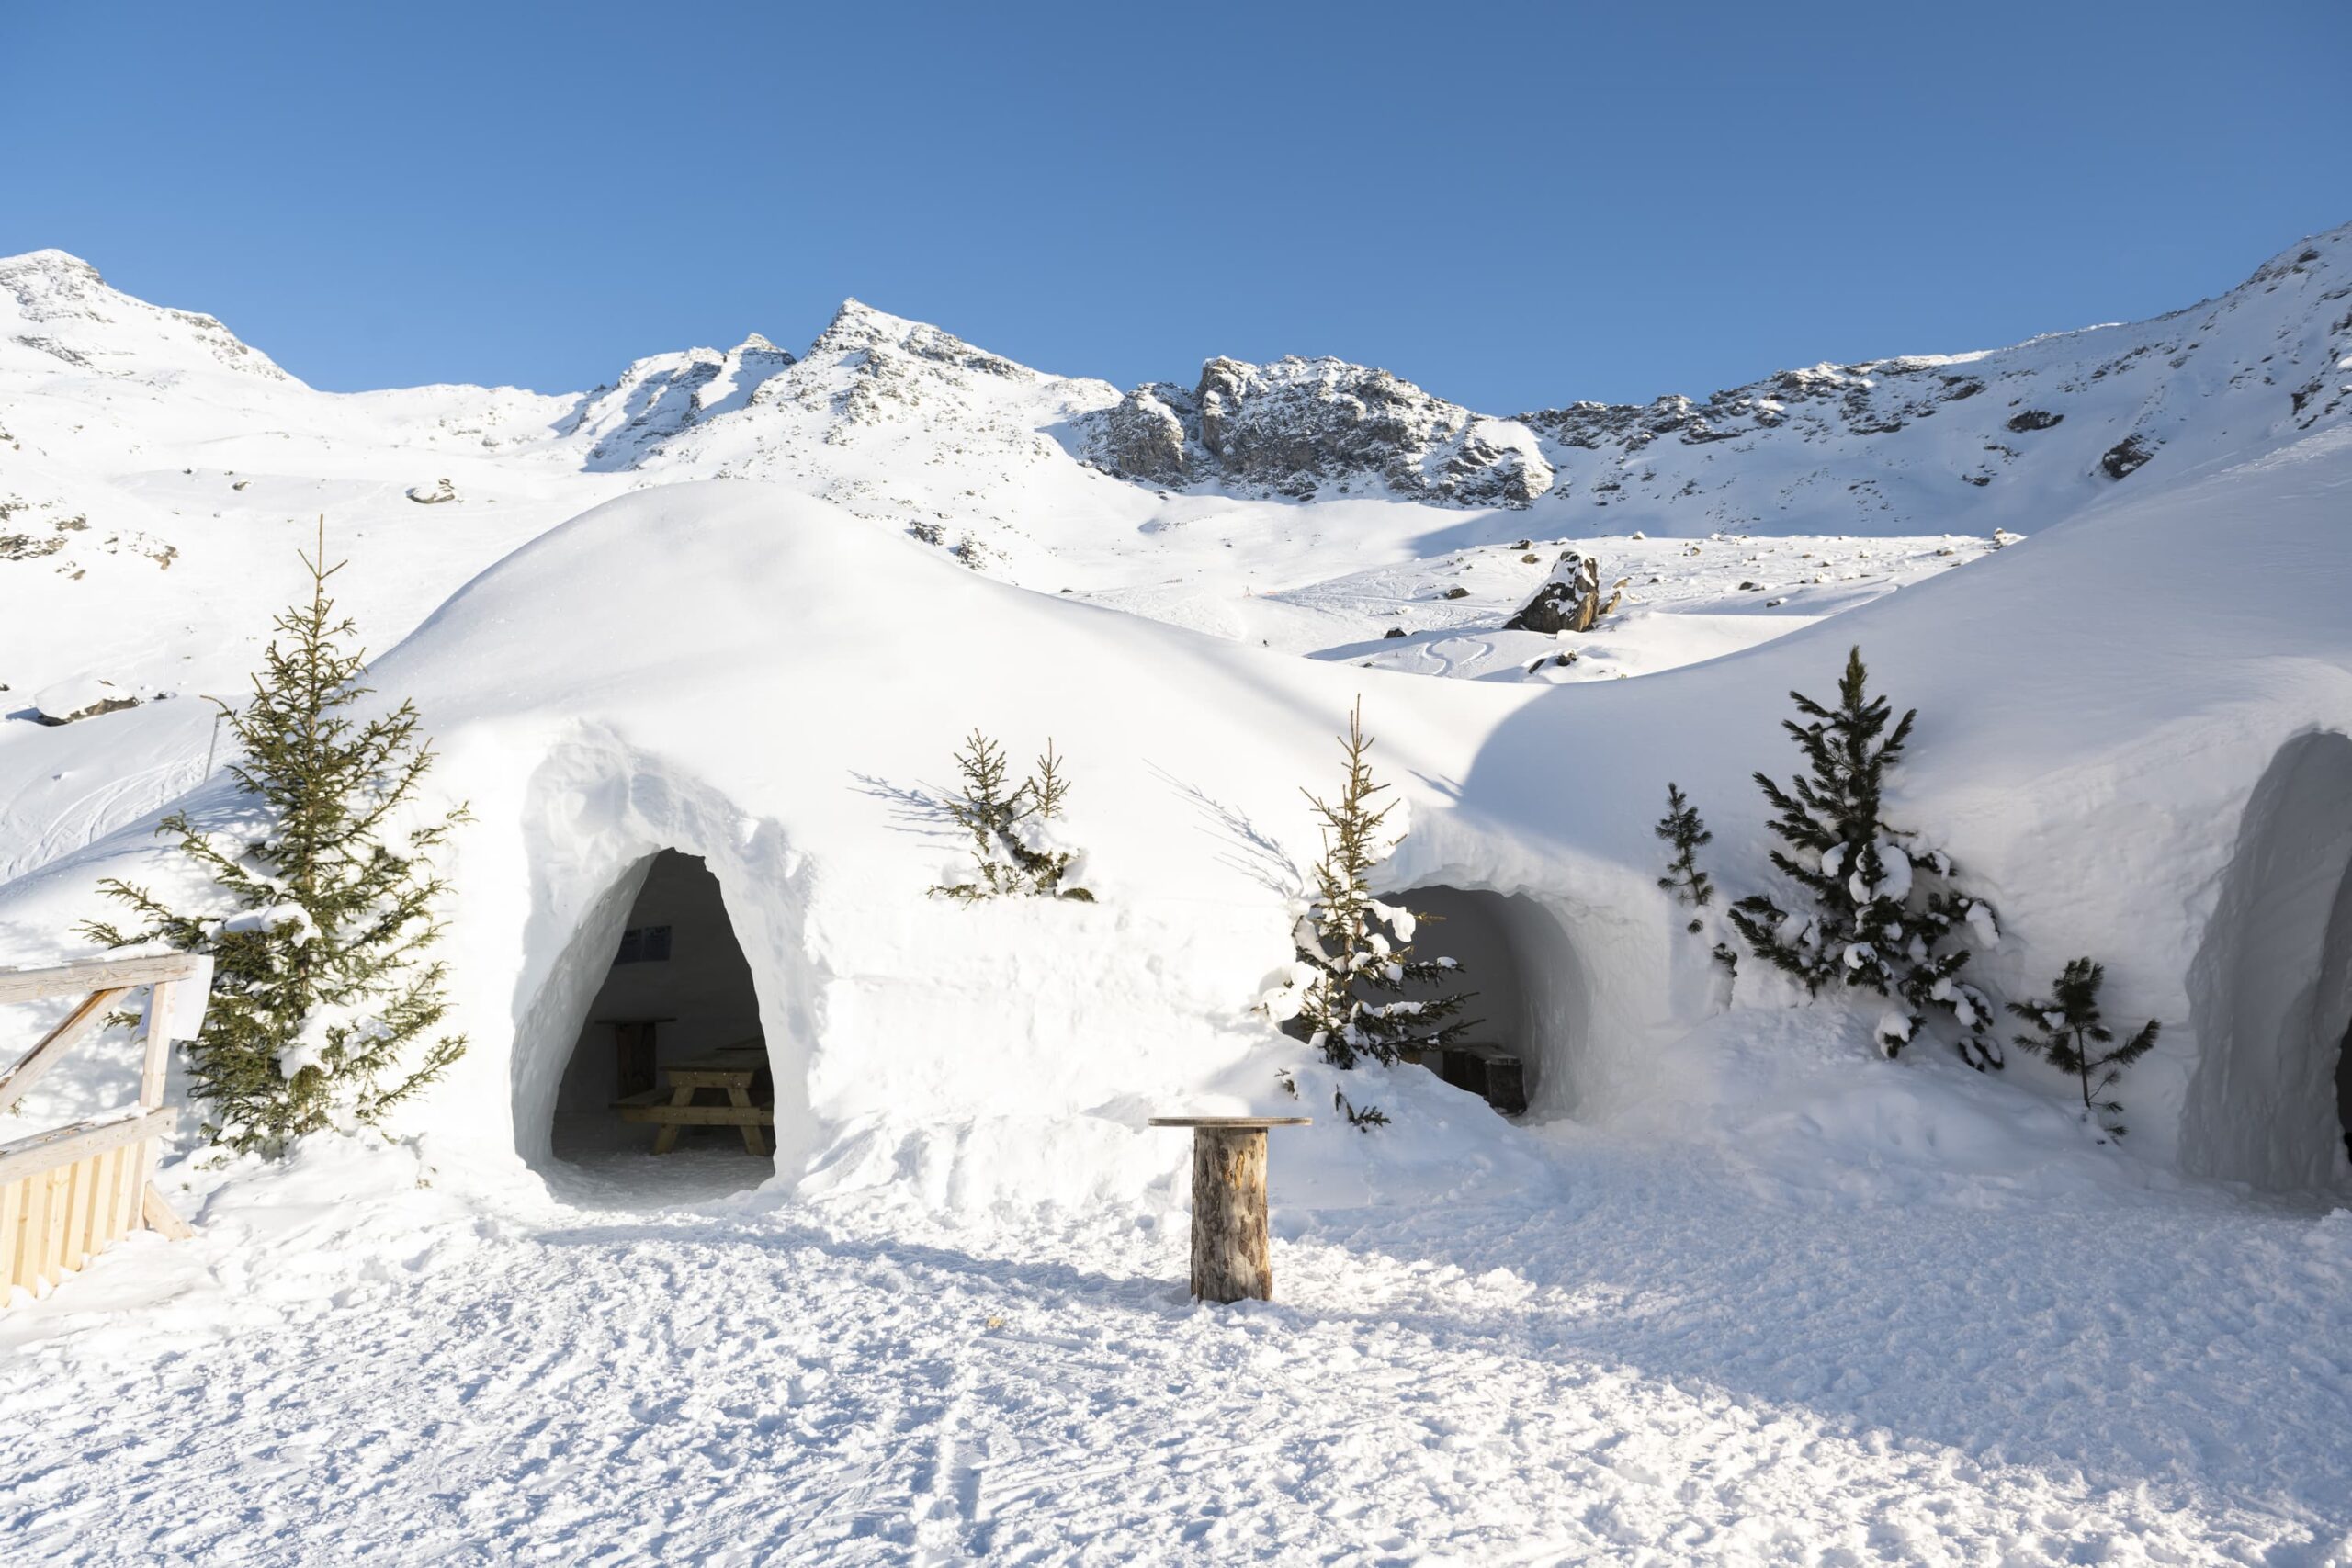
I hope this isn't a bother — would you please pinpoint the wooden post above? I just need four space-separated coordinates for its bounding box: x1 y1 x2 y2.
597 1017 673 1100
132 978 194 1237
1148 1116 1310 1303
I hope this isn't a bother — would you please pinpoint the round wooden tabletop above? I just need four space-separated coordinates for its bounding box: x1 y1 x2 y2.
1148 1116 1313 1128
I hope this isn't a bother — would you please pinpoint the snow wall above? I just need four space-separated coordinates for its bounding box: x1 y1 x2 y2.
2182 730 2352 1190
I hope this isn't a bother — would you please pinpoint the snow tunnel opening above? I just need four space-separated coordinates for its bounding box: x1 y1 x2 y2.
2184 731 2352 1191
544 849 775 1198
1389 886 1577 1118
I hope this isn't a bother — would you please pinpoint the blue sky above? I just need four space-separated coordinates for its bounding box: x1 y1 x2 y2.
6 3 2345 411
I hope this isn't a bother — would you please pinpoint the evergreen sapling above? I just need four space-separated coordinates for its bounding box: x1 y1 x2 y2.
2007 958 2160 1141
84 523 467 1156
1725 647 2004 1069
931 732 1093 902
1264 701 1472 1075
1654 783 1715 932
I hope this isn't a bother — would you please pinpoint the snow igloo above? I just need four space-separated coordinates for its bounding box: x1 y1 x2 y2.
1385 886 1595 1116
543 849 774 1179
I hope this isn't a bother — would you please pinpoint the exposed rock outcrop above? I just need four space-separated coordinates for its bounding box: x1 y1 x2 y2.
1092 356 1553 508
1101 384 1190 486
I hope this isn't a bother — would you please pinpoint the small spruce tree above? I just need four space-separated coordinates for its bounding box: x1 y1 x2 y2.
1654 783 1715 932
2007 958 2160 1141
931 732 1092 902
1725 646 2003 1069
1270 701 1472 1071
84 523 467 1155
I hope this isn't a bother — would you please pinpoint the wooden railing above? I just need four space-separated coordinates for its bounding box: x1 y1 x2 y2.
0 953 211 1303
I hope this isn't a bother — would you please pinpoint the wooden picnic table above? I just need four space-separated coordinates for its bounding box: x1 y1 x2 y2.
615 1043 774 1156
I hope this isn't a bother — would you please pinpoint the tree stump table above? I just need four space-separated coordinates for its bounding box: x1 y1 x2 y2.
1148 1116 1311 1303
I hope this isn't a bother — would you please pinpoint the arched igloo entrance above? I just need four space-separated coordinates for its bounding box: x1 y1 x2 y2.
545 849 775 1193
2183 731 2352 1190
1391 886 1587 1118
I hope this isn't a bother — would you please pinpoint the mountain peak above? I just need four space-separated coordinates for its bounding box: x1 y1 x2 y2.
0 248 105 282
0 247 291 382
804 298 1038 385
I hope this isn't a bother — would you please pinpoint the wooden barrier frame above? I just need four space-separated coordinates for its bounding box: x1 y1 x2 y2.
0 954 210 1303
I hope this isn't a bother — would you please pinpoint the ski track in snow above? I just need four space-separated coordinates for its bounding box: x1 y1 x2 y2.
2 1136 2346 1566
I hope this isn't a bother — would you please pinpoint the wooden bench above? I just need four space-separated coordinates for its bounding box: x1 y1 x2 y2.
614 1043 774 1156
1429 1043 1528 1116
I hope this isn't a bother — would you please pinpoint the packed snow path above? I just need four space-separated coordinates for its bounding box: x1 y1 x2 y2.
3 1134 2346 1566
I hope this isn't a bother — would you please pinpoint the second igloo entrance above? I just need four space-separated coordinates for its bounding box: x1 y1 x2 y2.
549 850 773 1182
1390 886 1561 1117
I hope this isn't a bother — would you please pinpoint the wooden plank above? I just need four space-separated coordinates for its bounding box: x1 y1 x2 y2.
95 1145 128 1247
0 1108 180 1188
60 1154 93 1273
726 1083 768 1156
665 1068 757 1089
0 987 130 1110
138 980 175 1109
650 1083 694 1155
617 1102 776 1127
82 1149 111 1253
0 954 207 1005
40 1164 72 1287
96 1145 124 1247
15 1168 51 1292
0 1176 23 1297
132 980 176 1207
1148 1116 1314 1128
120 1143 147 1241
141 1182 193 1242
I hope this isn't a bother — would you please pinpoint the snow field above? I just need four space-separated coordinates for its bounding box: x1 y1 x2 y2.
0 1128 2345 1565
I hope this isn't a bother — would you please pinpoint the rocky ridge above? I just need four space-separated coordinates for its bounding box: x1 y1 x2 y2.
1092 357 1553 506
1083 226 2352 525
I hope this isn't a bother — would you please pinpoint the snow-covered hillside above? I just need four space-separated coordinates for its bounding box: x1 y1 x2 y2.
7 223 2347 725
4 224 2351 1562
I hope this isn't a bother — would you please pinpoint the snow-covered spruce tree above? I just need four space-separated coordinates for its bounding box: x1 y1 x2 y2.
1724 647 2004 1069
2007 959 2160 1142
83 527 466 1155
1265 702 1471 1071
930 732 1093 902
1654 783 1715 932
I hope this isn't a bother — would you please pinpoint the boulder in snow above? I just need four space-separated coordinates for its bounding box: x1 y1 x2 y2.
406 478 458 504
1505 551 1623 635
2100 434 2157 480
32 675 138 726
